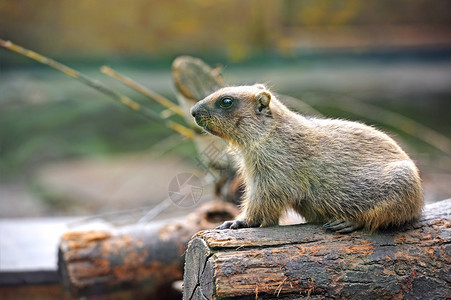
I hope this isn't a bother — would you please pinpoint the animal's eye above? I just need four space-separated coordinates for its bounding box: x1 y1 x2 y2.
219 97 234 109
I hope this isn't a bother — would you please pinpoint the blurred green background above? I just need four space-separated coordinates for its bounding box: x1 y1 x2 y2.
1 0 450 217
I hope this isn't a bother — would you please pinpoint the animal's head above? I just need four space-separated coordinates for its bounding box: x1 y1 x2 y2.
190 84 277 144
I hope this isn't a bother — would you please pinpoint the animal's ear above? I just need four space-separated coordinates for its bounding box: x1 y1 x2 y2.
255 91 271 114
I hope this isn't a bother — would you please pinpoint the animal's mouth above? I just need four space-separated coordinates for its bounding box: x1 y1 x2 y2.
194 115 224 137
194 115 206 127
194 115 214 133
194 115 210 130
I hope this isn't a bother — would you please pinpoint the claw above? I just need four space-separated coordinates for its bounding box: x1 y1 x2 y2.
216 221 234 230
230 220 250 229
323 220 345 228
337 225 356 233
217 219 259 230
324 219 358 233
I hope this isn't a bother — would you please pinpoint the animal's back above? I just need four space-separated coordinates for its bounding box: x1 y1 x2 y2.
288 116 423 231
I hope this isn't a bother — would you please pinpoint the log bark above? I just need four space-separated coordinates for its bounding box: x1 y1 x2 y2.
183 199 451 300
58 201 238 297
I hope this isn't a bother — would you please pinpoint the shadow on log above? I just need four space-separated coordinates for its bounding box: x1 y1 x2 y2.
58 201 239 298
184 199 450 300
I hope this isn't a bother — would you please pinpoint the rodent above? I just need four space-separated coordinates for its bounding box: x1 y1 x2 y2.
190 84 423 233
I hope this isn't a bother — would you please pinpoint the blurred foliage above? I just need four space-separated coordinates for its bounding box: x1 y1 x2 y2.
0 69 196 178
1 0 450 65
1 0 450 179
1 60 450 179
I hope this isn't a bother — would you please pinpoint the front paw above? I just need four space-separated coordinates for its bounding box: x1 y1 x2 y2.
216 219 259 230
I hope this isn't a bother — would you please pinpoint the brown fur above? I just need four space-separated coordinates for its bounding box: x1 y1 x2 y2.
191 84 423 232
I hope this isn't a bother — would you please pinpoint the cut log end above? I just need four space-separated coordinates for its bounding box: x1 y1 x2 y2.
183 238 214 300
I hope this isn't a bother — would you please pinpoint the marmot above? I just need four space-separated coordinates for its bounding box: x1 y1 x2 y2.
190 84 423 233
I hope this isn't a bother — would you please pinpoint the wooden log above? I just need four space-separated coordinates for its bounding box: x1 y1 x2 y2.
183 199 451 299
58 201 239 297
172 55 230 173
172 56 243 205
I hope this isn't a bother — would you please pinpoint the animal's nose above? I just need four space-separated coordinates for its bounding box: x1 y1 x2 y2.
191 103 206 118
191 103 211 119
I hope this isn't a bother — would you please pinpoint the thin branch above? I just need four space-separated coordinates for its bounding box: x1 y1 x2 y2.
280 94 323 117
0 38 194 139
101 66 185 117
336 96 451 156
